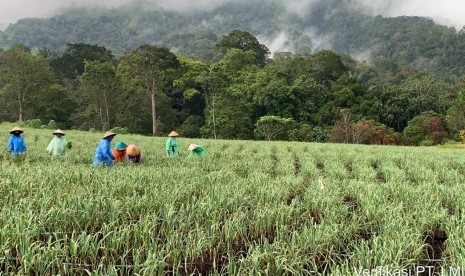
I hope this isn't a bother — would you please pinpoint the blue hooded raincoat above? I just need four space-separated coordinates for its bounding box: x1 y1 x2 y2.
93 138 115 166
8 135 27 155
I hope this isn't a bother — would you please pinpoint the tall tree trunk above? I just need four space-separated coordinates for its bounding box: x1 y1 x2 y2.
98 106 104 130
18 95 23 122
151 89 157 136
103 92 110 129
18 78 23 122
211 94 217 139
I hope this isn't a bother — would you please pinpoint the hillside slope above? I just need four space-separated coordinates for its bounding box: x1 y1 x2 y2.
1 0 465 79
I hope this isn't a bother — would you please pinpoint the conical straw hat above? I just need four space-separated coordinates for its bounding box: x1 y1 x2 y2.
53 129 65 135
126 144 140 156
103 131 117 139
10 127 23 134
168 131 179 137
188 144 198 151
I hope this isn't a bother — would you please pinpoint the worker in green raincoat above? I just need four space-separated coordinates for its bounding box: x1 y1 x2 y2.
188 144 206 157
46 129 68 157
166 131 179 157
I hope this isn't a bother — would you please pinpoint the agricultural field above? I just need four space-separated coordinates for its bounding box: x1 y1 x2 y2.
1 123 465 275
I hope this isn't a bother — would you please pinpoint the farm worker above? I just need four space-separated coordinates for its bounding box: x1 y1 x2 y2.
46 129 68 157
166 131 179 157
92 131 117 167
112 141 127 163
188 144 206 157
7 127 27 155
126 144 141 163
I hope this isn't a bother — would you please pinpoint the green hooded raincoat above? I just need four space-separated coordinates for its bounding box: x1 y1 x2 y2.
46 136 68 157
166 137 179 157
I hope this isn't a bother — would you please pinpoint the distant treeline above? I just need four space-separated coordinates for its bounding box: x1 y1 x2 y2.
1 29 465 145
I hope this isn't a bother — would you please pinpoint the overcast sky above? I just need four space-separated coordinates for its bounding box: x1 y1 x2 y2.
1 0 464 30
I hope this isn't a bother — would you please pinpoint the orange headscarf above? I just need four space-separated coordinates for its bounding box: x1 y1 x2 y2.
112 148 126 163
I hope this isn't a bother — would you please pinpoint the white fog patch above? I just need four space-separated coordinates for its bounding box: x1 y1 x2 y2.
352 48 374 63
283 0 320 17
258 32 292 55
303 26 332 51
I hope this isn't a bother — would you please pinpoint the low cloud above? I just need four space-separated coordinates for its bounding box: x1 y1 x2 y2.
258 32 292 54
1 0 464 31
355 0 465 29
281 0 320 17
0 0 128 28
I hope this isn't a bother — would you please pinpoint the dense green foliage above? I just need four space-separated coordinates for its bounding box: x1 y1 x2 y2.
403 112 448 146
1 1 465 144
0 37 463 144
1 124 464 274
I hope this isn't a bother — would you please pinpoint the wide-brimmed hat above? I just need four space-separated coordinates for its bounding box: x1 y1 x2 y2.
10 127 23 134
53 129 65 135
103 131 117 139
168 131 179 137
115 141 127 150
126 144 140 157
188 144 198 151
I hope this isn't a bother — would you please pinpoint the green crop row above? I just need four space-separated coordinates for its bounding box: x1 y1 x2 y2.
0 123 464 275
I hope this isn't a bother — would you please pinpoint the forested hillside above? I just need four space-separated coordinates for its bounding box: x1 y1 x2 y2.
1 0 465 80
1 0 465 145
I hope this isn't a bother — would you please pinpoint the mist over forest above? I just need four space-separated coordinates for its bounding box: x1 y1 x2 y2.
1 0 464 80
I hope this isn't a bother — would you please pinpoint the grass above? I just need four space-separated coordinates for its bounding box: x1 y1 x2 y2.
1 122 465 275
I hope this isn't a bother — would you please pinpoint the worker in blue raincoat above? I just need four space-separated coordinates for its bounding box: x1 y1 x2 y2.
7 127 27 155
93 131 117 166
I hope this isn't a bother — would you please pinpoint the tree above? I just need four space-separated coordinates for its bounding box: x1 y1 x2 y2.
217 30 270 67
118 45 181 136
460 130 465 142
178 115 205 138
50 43 114 82
400 74 451 116
352 120 400 145
403 111 448 145
288 123 314 142
201 49 258 139
328 109 354 143
310 50 348 86
31 84 76 128
376 84 412 132
330 73 376 120
0 44 55 122
80 61 122 130
328 110 400 145
446 88 465 136
173 56 208 118
197 66 225 139
377 73 452 132
250 56 329 126
255 115 295 141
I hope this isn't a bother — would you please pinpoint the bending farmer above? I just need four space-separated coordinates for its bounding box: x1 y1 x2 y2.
188 144 206 157
112 141 127 163
126 144 141 163
93 131 117 167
